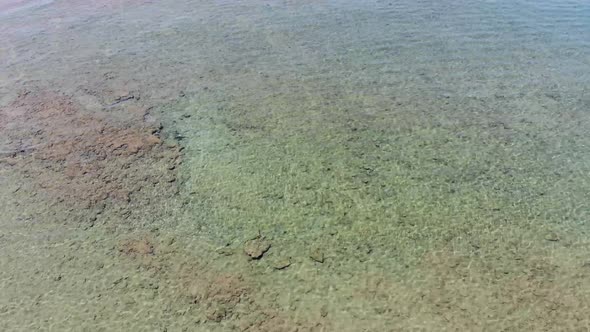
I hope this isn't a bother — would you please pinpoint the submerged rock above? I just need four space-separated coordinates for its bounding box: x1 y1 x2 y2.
206 306 227 323
244 237 271 260
545 232 560 242
309 248 325 263
271 257 292 270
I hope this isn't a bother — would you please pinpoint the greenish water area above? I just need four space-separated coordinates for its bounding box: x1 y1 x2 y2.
1 0 590 330
171 0 590 266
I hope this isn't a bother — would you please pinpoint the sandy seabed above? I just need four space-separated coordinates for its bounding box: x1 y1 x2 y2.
1 0 590 331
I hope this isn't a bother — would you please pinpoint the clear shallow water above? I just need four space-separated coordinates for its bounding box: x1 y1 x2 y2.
1 0 590 330
169 0 590 256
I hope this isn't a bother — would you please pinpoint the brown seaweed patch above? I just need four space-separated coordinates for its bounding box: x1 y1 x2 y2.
180 262 249 323
118 236 156 257
0 89 181 214
352 247 590 330
177 261 328 329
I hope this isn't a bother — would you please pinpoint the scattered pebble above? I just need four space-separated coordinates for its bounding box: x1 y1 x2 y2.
206 306 227 322
309 248 324 263
545 232 559 242
216 247 235 256
163 235 176 246
272 257 292 270
244 237 271 260
320 305 328 318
